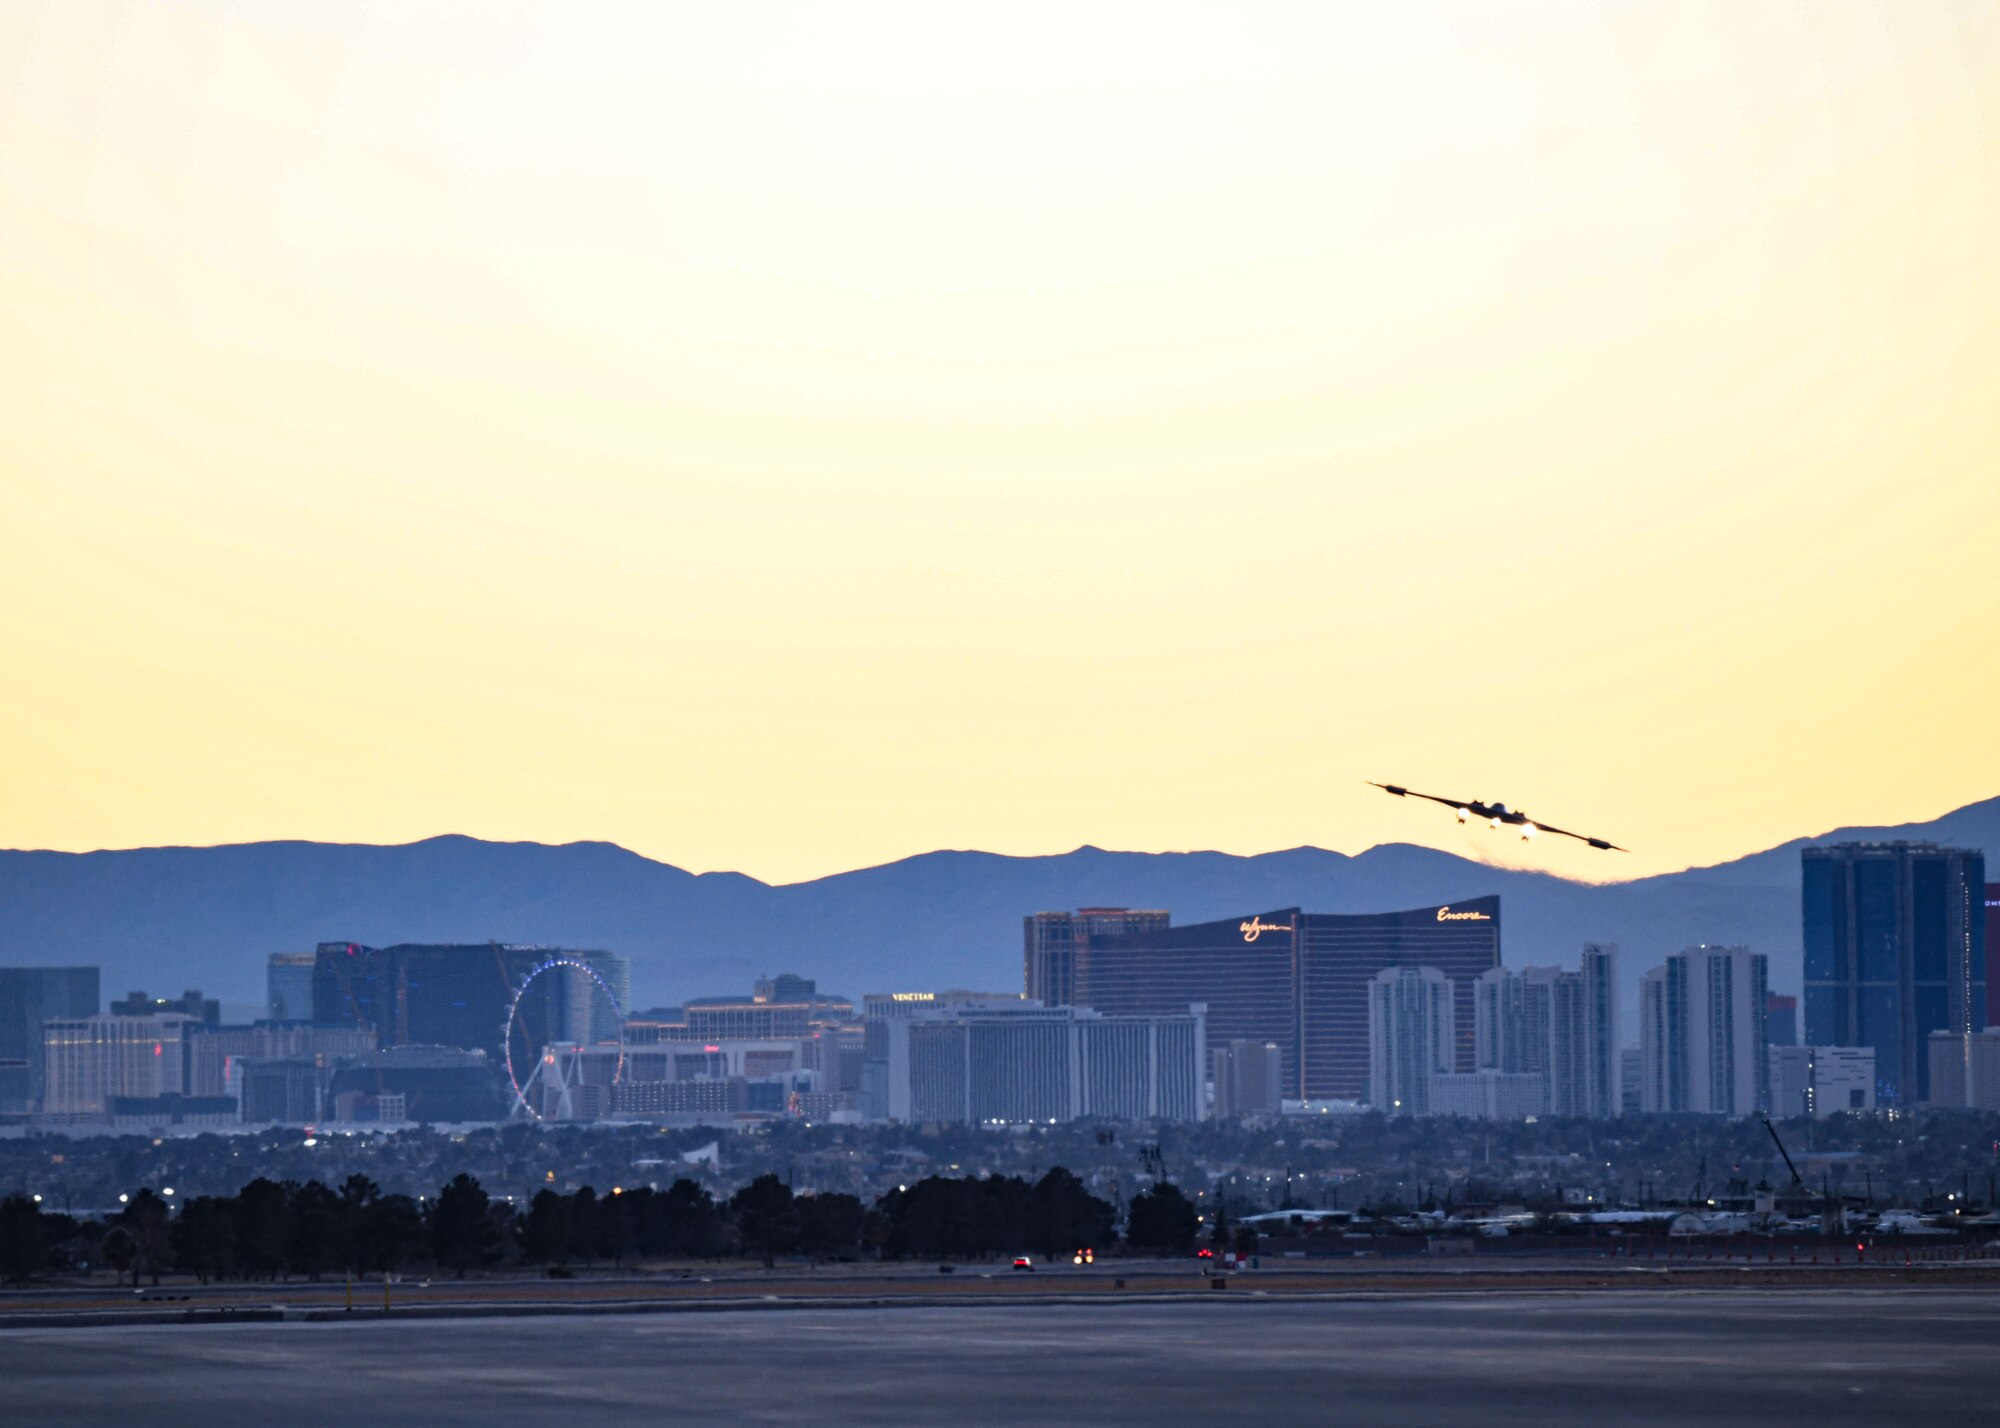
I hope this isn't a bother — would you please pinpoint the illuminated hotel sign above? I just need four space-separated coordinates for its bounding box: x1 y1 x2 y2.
890 992 936 1002
1239 917 1292 943
1436 906 1492 922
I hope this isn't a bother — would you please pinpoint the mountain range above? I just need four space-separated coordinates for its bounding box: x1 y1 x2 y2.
2 797 1995 1021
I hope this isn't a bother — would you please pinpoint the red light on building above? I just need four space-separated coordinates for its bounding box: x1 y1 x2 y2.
153 1043 162 1057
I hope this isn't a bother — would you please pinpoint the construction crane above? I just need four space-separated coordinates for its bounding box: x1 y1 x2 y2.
1762 1117 1803 1188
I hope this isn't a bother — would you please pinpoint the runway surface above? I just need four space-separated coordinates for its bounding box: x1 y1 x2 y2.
2 1289 1995 1426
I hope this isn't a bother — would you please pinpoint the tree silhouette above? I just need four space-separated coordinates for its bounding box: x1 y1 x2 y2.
518 1189 573 1267
1024 1168 1113 1257
729 1174 798 1268
0 1195 45 1284
286 1180 345 1280
795 1192 863 1260
120 1189 173 1285
428 1173 498 1278
170 1196 236 1284
232 1178 289 1280
357 1194 424 1277
1125 1183 1199 1253
99 1225 137 1287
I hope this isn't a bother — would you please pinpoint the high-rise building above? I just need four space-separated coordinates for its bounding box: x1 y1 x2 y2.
1638 946 1770 1116
1472 953 1616 1117
1368 966 1456 1115
311 942 618 1069
1071 899 1500 1102
1802 842 1986 1106
1024 909 1171 1006
240 1060 322 1124
0 966 99 1114
41 1013 192 1116
1769 1045 1875 1118
1212 1039 1285 1118
565 951 630 1044
1530 967 1589 1116
184 1022 378 1098
857 990 1019 1120
1581 944 1621 1118
1473 966 1527 1073
267 953 316 1022
1618 1048 1642 1117
1765 994 1798 1048
1430 1071 1546 1120
323 1046 507 1123
1987 884 2000 1029
1927 1030 2000 1111
885 1001 1205 1125
110 989 219 1026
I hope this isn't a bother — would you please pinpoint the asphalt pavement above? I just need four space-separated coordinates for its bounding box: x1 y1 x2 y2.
2 1289 1995 1426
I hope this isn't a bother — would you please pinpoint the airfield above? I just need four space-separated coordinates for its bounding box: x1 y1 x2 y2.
3 1288 1998 1427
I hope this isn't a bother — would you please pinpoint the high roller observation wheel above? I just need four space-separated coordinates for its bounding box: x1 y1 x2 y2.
504 955 626 1120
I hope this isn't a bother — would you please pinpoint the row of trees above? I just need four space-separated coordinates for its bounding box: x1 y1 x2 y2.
0 1169 1251 1286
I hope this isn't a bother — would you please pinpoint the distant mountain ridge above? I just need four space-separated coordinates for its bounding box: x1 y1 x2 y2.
1 797 1995 1022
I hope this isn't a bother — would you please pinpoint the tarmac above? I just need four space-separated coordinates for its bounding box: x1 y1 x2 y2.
3 1288 1998 1426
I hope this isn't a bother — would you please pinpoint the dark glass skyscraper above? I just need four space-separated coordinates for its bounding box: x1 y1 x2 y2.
1803 842 1986 1106
0 966 99 1113
1988 883 2000 1030
1071 898 1501 1101
1024 908 1170 1006
311 942 593 1070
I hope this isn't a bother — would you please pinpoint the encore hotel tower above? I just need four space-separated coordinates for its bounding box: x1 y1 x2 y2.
1069 899 1501 1102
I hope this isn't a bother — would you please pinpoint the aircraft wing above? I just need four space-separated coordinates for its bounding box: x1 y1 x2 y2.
1529 820 1627 852
1368 782 1472 812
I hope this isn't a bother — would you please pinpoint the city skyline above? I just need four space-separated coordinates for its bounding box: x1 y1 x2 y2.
4 5 1998 884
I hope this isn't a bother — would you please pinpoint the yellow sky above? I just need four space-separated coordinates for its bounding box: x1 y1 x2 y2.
1 3 1996 884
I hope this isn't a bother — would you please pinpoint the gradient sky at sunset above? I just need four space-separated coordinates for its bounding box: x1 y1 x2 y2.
2 3 1996 883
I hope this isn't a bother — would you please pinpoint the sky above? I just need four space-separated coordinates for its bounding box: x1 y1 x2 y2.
1 3 1996 885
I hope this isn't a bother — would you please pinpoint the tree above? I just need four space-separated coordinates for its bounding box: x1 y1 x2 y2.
170 1197 236 1284
1125 1184 1199 1254
1209 1197 1231 1252
795 1193 863 1260
233 1178 289 1280
657 1179 724 1259
357 1194 425 1277
590 1189 636 1267
518 1189 573 1268
1024 1168 1113 1258
0 1195 46 1284
99 1225 138 1287
429 1174 499 1278
729 1174 798 1268
339 1176 381 1276
568 1187 600 1265
121 1189 173 1286
286 1180 346 1280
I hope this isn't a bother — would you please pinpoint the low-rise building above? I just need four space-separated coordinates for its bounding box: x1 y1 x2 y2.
1927 1031 2000 1111
885 1001 1205 1125
1430 1071 1547 1120
1768 1045 1875 1118
41 1013 192 1116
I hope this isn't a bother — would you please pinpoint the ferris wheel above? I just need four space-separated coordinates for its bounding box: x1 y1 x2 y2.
504 955 626 1120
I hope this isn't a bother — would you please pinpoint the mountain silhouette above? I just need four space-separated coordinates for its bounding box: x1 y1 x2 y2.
1 796 1994 1023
